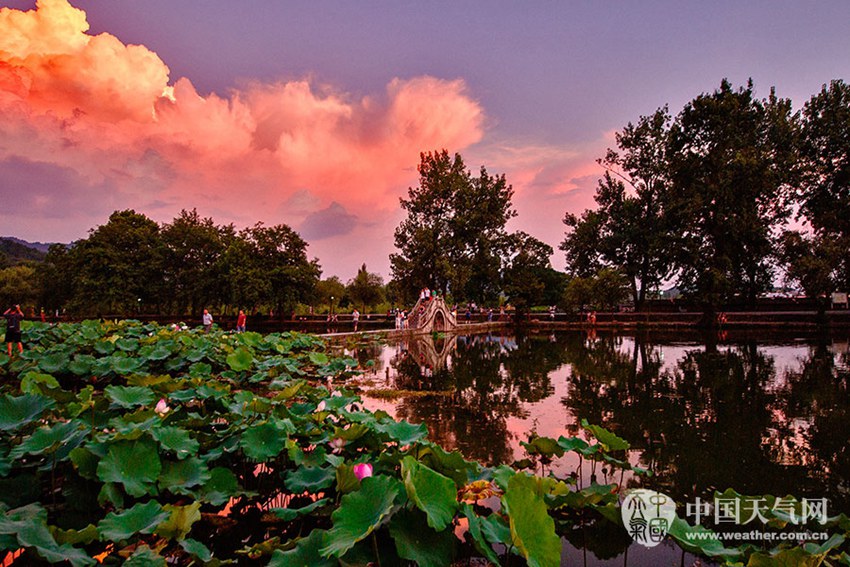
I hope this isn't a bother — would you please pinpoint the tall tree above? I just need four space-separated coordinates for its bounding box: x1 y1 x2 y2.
797 79 850 291
501 232 557 317
665 80 797 312
390 150 516 303
161 209 229 314
347 264 384 312
243 223 321 317
561 108 674 309
68 210 165 314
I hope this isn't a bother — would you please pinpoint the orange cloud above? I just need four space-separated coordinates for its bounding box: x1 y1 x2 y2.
0 0 484 240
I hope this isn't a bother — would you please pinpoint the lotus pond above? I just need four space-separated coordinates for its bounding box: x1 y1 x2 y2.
0 321 848 566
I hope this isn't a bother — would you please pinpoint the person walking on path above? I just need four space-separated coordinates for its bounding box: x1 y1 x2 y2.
4 304 24 356
236 310 247 332
202 309 214 333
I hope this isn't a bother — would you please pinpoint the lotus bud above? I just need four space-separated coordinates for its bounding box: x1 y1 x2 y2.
353 463 373 481
329 437 346 453
155 398 170 416
316 400 326 412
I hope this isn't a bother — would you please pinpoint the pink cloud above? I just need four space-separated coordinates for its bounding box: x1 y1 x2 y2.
0 0 484 256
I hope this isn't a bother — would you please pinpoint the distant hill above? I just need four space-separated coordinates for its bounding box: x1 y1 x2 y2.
0 237 51 265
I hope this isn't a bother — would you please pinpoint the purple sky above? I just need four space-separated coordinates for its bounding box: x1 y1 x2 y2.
1 0 849 279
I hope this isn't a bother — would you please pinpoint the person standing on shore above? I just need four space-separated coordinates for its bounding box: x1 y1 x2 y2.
236 310 247 332
4 304 24 356
202 309 214 333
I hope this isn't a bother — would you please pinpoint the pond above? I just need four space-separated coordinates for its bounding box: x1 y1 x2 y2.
344 329 850 565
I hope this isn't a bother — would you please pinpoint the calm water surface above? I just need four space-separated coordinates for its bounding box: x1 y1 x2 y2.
344 330 850 565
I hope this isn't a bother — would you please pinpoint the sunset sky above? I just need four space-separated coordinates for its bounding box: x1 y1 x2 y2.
1 0 849 280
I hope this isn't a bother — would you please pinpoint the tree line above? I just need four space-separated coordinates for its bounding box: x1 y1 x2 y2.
560 78 850 314
3 78 849 318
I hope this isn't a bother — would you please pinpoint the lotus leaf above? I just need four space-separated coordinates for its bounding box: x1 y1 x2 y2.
666 516 743 560
93 340 116 355
581 419 629 451
50 524 99 546
401 456 458 531
152 426 199 459
521 436 565 458
156 501 202 540
19 371 60 395
141 344 172 361
308 351 329 366
179 538 212 562
198 467 240 506
115 338 140 352
109 355 143 374
188 362 212 378
124 545 167 566
272 498 330 521
159 457 211 494
9 420 84 460
502 473 561 567
270 529 335 567
226 347 254 371
0 394 54 431
97 501 170 541
375 419 428 446
319 474 402 558
284 465 336 493
37 352 70 374
389 508 455 567
96 439 162 497
68 355 95 375
0 452 9 477
105 385 156 408
460 503 503 565
240 421 288 461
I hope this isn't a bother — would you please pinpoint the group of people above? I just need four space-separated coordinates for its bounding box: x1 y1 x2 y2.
202 309 247 333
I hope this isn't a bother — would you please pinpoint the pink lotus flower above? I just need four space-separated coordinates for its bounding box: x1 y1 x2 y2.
154 398 170 416
329 437 346 453
316 400 326 412
352 463 373 481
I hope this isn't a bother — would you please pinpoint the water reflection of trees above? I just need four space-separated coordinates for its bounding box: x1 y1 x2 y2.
385 333 568 466
561 332 850 511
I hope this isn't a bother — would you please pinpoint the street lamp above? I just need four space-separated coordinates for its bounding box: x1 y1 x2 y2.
330 296 335 321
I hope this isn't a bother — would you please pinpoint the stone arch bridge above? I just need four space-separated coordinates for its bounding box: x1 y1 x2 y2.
406 297 457 332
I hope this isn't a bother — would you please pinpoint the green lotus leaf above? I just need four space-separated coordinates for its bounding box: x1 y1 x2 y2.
97 501 169 542
389 508 455 567
308 351 329 366
416 444 480 487
37 352 70 374
666 516 746 560
581 419 629 451
67 355 95 375
284 466 336 493
142 344 172 361
155 501 202 541
179 538 212 562
50 524 99 546
109 355 143 375
226 347 254 371
401 456 458 532
104 385 156 408
460 503 502 565
521 436 565 458
0 452 10 477
96 439 162 497
158 457 211 493
97 483 125 509
375 420 428 446
198 467 239 506
115 338 140 352
272 498 330 521
188 362 212 378
240 422 287 461
16 522 95 567
319 474 402 558
0 394 55 431
124 545 167 566
93 340 116 355
9 420 84 460
502 473 561 567
333 423 369 442
270 529 335 567
152 426 199 459
19 371 60 395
